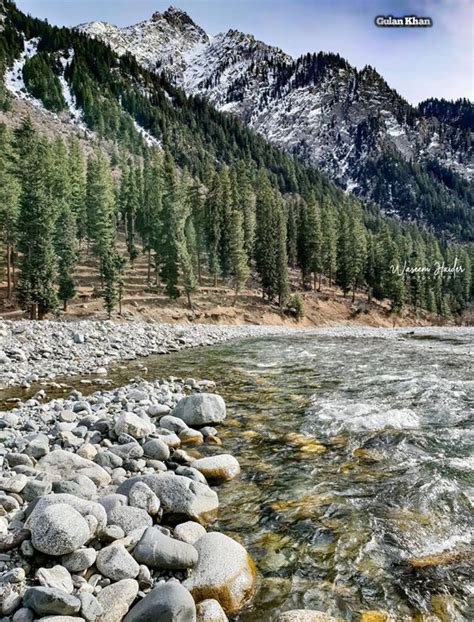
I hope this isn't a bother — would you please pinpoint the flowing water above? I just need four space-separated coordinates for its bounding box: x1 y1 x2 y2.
2 328 473 620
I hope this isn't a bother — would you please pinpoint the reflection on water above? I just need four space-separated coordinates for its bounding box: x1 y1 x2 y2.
2 328 473 620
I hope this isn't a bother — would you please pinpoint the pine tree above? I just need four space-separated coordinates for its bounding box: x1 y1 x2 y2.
160 151 181 299
187 180 206 284
87 151 121 316
348 203 367 302
275 195 289 308
177 170 197 309
51 138 77 311
286 199 298 269
16 131 58 319
123 158 140 263
297 197 312 289
68 137 87 246
307 193 323 291
0 124 20 299
321 200 337 286
218 165 232 279
236 161 255 259
336 209 352 296
143 150 163 284
255 170 276 299
204 171 222 287
229 172 250 303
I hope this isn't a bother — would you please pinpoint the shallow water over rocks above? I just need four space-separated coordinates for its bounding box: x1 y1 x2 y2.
2 327 473 620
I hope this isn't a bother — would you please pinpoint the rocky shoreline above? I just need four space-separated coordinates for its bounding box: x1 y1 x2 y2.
0 365 340 621
0 320 294 390
0 374 260 621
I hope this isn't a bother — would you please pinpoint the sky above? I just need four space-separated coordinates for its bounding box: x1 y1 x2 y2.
14 0 474 105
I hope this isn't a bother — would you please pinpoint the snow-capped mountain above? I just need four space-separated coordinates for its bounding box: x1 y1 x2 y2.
78 6 473 200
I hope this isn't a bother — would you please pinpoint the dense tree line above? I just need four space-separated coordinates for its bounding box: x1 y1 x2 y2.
1 119 472 321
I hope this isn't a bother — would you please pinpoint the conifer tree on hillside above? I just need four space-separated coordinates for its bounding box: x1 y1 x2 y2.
255 170 276 300
229 171 250 303
68 137 87 245
123 158 140 264
15 129 58 319
236 160 256 259
87 151 122 316
160 151 181 299
275 194 290 308
0 124 20 299
217 165 232 279
255 171 289 304
51 138 77 311
348 204 367 301
142 150 163 284
321 201 337 287
336 209 352 297
286 198 298 269
307 192 323 291
177 170 197 310
205 171 222 287
187 179 206 284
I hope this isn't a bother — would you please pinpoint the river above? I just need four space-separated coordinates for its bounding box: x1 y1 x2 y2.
2 327 473 620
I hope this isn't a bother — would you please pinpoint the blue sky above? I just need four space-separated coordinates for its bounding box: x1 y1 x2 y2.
15 0 473 104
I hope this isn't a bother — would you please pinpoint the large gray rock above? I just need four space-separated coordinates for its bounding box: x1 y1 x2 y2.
36 450 111 486
79 592 103 622
191 455 240 483
133 526 198 569
196 599 228 622
114 412 155 439
184 532 256 615
24 433 50 459
106 505 152 535
96 542 140 581
36 566 73 593
142 438 170 461
123 582 196 622
23 586 81 616
62 548 97 573
0 474 28 493
128 481 160 515
174 521 206 545
109 443 144 461
28 503 90 556
118 474 218 525
27 494 107 531
95 579 138 622
159 415 189 433
172 394 226 426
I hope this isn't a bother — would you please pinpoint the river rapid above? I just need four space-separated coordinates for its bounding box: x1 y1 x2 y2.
2 327 473 620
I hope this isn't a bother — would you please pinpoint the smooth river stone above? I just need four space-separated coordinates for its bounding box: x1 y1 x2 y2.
172 394 226 426
191 455 240 483
184 532 256 614
133 526 198 569
36 449 111 486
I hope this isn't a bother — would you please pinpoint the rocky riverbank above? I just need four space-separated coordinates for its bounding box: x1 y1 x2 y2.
0 375 262 621
0 320 293 389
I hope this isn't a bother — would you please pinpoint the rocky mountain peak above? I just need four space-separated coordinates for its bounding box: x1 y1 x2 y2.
76 5 473 218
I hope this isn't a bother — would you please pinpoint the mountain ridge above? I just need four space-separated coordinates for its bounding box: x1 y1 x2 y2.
77 6 473 238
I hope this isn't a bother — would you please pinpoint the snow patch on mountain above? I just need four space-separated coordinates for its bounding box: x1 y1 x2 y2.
5 38 41 103
133 119 162 148
58 51 87 129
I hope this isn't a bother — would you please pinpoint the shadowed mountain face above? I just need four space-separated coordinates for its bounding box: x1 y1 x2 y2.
78 7 473 237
